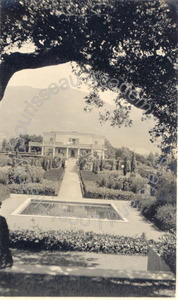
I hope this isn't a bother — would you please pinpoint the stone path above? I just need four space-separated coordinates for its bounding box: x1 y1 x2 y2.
58 158 82 200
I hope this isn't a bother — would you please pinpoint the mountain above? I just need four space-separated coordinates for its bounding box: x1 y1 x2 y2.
0 86 157 154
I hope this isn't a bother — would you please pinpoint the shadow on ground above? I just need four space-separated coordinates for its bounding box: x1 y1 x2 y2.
0 273 175 297
11 249 99 268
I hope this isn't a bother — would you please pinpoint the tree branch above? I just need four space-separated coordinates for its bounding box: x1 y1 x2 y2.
0 46 85 100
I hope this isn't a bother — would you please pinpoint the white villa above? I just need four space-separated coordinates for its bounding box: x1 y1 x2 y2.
29 131 105 158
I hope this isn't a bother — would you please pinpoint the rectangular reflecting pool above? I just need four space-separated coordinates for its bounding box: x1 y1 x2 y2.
13 199 127 221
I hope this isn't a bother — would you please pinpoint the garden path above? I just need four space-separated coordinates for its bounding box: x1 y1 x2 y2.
58 158 82 200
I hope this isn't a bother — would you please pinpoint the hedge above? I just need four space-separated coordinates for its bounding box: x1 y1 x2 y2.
8 166 44 184
9 229 149 254
0 155 12 167
8 180 60 196
0 167 9 185
97 171 147 193
154 230 176 274
154 205 176 231
0 184 10 201
83 181 142 201
9 229 176 274
80 171 145 201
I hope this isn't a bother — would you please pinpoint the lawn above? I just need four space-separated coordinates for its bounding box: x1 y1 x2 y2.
44 168 65 182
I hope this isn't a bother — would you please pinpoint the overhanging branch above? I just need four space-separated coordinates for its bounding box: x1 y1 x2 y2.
0 47 85 100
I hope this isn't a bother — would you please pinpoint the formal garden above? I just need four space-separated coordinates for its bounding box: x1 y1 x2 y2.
75 146 176 275
0 143 176 295
78 145 176 233
0 153 65 196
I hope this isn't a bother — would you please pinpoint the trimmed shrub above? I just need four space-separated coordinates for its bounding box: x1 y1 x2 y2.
0 155 12 167
0 184 10 201
84 181 142 201
8 180 60 196
8 165 44 184
8 229 176 274
128 175 148 194
9 229 149 254
8 167 29 184
97 171 147 194
155 230 176 274
137 197 157 215
155 171 176 206
26 165 44 183
0 167 9 185
155 205 176 231
137 164 156 178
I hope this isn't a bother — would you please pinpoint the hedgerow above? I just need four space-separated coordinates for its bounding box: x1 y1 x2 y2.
9 229 149 254
9 229 176 274
8 180 60 196
0 183 10 201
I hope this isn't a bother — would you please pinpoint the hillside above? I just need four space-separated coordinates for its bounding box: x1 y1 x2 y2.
0 86 157 154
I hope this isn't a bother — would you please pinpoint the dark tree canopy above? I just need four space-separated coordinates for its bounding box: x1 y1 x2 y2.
0 0 177 151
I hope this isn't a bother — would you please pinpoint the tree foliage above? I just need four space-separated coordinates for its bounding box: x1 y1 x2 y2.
0 0 177 150
131 152 136 173
7 134 42 152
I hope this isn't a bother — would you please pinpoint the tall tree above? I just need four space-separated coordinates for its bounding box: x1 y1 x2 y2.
1 139 10 152
0 0 177 150
123 157 130 176
131 152 136 173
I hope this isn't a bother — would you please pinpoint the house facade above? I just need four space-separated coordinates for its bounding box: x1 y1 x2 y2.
29 131 105 158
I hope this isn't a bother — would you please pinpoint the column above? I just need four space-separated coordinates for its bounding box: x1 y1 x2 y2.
66 147 69 158
41 146 44 156
77 148 80 157
53 147 55 158
28 146 31 153
102 149 105 159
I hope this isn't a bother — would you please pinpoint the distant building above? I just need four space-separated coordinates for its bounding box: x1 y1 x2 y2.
29 131 105 158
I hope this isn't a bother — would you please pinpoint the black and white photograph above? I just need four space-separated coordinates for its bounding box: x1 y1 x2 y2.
0 0 177 297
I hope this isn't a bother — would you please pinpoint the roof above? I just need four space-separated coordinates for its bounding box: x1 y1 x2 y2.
43 131 105 139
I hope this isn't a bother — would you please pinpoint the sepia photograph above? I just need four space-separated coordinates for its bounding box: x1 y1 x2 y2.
0 0 177 297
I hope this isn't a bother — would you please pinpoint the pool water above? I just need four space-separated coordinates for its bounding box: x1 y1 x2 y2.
20 199 123 220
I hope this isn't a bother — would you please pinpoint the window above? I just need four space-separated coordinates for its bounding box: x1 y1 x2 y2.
69 138 79 144
50 138 54 142
94 141 98 145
